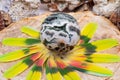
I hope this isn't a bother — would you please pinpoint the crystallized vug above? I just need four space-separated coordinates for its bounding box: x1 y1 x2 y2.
40 13 80 54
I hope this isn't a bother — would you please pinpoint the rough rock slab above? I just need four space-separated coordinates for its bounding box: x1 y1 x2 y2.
93 0 120 17
0 11 120 80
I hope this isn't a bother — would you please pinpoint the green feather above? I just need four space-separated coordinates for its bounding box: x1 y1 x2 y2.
2 38 41 46
85 53 120 63
68 52 120 63
58 68 81 80
81 22 98 43
91 39 118 51
26 65 42 80
46 65 53 80
81 39 118 52
46 56 63 80
4 57 34 78
21 26 40 38
70 61 113 77
0 45 41 62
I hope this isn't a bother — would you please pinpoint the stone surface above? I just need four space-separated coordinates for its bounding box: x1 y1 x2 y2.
93 0 120 17
15 0 41 8
0 0 48 21
109 5 120 30
0 0 12 12
0 11 120 80
0 11 12 31
41 0 92 11
8 1 48 21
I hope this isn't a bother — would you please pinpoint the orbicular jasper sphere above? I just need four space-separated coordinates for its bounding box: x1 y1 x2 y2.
40 13 80 54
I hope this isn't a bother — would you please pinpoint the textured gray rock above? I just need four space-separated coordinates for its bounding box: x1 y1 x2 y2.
0 0 12 12
0 0 120 21
8 0 48 21
15 0 41 8
41 0 86 11
0 0 48 21
93 0 120 17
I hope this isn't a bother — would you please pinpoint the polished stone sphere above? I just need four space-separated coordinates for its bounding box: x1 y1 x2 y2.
40 13 80 54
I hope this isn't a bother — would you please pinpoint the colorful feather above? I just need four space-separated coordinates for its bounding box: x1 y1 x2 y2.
36 51 49 67
26 65 42 80
55 57 81 80
55 57 71 80
81 39 118 52
85 53 120 63
69 61 113 76
46 66 62 80
91 39 118 51
81 22 98 43
46 65 53 80
46 56 63 80
26 51 46 80
55 57 67 69
30 52 43 62
0 45 43 62
2 38 40 46
21 26 40 38
4 57 34 78
58 68 81 80
68 53 120 63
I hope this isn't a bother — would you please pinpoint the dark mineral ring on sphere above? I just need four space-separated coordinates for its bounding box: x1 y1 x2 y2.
40 12 80 54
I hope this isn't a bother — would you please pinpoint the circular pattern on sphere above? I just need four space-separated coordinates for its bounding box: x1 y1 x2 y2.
40 13 80 53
